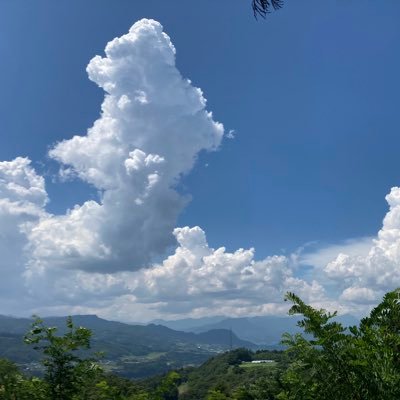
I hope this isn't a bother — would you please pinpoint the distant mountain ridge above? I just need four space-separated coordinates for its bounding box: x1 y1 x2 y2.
0 313 359 378
151 316 225 332
0 314 255 378
153 314 360 345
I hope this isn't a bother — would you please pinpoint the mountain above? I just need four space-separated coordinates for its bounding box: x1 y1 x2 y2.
154 314 360 345
0 314 255 378
151 316 225 332
0 313 359 378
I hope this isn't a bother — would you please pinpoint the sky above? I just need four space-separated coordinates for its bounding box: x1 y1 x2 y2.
1 0 400 321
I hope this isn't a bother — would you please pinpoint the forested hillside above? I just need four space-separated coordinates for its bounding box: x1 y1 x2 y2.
0 315 254 379
1 289 400 399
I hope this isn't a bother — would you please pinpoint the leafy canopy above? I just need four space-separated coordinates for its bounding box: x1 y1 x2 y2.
24 316 99 400
279 289 400 400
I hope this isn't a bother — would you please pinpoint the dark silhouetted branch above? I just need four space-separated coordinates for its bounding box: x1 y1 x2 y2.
252 0 284 19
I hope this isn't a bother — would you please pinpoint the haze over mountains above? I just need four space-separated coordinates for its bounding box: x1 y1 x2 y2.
153 314 360 345
0 312 359 378
0 314 253 378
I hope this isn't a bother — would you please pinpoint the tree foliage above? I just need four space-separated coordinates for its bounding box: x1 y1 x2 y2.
279 289 400 400
154 371 181 400
24 316 98 400
252 0 284 18
2 291 400 399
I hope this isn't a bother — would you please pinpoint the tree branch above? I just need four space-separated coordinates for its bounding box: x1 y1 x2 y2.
252 0 284 19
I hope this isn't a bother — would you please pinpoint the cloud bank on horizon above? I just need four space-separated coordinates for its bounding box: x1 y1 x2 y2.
0 19 399 321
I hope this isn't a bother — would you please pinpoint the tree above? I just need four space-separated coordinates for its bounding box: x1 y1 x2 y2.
206 389 229 400
279 289 400 400
24 316 100 400
0 358 20 400
0 358 48 400
154 371 181 400
252 0 284 18
233 373 282 400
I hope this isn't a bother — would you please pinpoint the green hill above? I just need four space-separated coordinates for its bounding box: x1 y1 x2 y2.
141 348 286 399
0 314 256 378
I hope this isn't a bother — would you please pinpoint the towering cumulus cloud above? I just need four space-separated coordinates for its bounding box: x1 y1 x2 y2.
0 19 398 320
0 19 319 319
29 19 223 274
326 187 400 305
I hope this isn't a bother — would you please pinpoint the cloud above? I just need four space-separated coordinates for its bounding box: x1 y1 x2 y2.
339 287 378 304
225 129 236 139
325 187 400 304
299 237 373 270
0 19 398 321
0 19 225 316
0 158 47 311
28 19 223 274
127 226 326 319
23 226 324 322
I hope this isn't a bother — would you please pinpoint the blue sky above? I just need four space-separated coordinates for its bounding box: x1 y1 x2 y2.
1 1 400 320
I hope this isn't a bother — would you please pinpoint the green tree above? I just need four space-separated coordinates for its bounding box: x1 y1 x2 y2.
206 389 229 400
0 358 48 400
154 371 181 400
24 316 99 400
12 376 48 400
0 358 21 400
233 386 254 400
234 374 281 400
279 289 400 400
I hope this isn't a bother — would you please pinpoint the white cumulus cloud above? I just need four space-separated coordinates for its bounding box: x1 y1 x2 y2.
131 226 325 318
0 18 397 321
325 187 400 304
23 226 325 321
28 19 224 274
0 158 47 311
